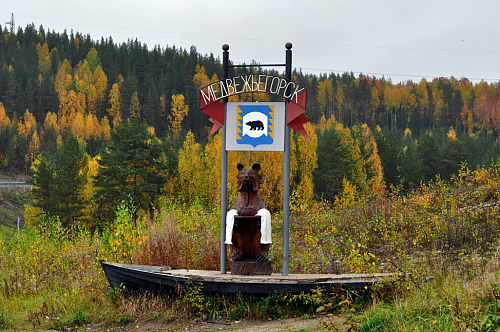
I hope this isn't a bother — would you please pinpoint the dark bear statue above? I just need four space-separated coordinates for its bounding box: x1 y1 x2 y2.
233 162 265 216
225 163 272 273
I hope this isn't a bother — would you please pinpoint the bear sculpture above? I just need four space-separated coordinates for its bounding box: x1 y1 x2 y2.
225 162 271 265
233 162 265 216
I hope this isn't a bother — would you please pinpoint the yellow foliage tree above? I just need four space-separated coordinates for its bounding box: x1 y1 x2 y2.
27 130 40 167
369 85 381 124
129 91 141 118
416 79 430 119
23 109 37 136
18 109 37 137
169 94 189 139
338 123 367 194
336 85 345 121
58 90 86 133
85 113 101 139
100 116 111 141
73 48 108 114
447 126 457 141
36 42 51 76
71 112 86 140
334 177 357 209
85 84 98 114
352 124 384 195
43 112 58 133
81 156 99 228
55 60 73 96
178 131 207 203
160 94 166 116
432 88 446 128
203 131 222 208
93 65 108 102
294 122 318 209
0 102 10 128
107 82 121 126
193 64 210 90
318 114 328 135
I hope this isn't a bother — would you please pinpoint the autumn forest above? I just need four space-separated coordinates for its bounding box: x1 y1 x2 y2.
4 19 500 330
1 24 500 227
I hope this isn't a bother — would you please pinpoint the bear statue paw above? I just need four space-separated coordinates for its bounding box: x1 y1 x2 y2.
231 248 243 261
255 244 270 262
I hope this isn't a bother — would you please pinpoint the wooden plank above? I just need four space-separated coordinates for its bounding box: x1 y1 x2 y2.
100 260 398 295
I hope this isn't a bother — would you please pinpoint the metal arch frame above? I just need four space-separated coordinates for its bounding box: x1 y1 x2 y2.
219 43 294 276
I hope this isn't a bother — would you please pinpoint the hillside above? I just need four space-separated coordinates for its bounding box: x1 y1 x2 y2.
0 176 31 236
1 162 500 330
1 24 500 182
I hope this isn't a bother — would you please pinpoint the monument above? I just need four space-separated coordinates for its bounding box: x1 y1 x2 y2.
225 162 272 275
199 43 311 276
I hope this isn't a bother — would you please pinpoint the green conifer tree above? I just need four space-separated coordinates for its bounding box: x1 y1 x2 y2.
52 135 88 227
31 152 55 215
373 127 401 189
417 132 441 181
314 122 366 202
94 117 167 223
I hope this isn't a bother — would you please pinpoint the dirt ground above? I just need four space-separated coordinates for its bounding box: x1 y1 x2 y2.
52 315 356 331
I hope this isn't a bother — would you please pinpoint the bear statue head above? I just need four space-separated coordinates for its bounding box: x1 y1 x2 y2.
236 162 262 193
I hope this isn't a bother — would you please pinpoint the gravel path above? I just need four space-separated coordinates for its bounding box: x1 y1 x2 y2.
54 316 354 332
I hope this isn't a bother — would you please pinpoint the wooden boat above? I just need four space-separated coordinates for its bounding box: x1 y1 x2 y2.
100 260 396 295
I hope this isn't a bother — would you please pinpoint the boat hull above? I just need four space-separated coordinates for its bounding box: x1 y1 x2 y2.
100 260 395 295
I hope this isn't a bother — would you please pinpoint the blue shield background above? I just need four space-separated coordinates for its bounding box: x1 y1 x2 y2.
237 105 274 148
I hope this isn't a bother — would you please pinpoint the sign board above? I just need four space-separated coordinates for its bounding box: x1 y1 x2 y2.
199 74 309 139
226 102 285 151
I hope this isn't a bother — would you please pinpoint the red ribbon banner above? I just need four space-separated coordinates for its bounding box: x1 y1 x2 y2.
286 89 310 139
200 95 225 137
199 86 310 138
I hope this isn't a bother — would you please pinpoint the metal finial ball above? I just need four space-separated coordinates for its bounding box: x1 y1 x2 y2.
285 42 292 50
222 44 229 51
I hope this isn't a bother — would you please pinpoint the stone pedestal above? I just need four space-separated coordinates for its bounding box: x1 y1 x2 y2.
231 259 272 275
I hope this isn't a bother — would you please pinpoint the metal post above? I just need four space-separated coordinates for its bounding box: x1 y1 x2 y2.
220 44 229 274
282 42 292 276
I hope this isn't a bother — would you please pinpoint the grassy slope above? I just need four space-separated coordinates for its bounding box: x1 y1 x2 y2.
0 187 31 237
1 165 500 330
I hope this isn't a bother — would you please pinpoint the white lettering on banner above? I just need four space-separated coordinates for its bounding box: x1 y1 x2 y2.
233 78 240 94
200 89 212 105
200 84 218 105
209 84 218 100
291 86 305 104
226 78 235 95
251 76 259 92
200 74 305 106
269 77 280 94
218 81 227 98
241 75 252 92
277 78 287 96
284 82 295 99
258 75 266 92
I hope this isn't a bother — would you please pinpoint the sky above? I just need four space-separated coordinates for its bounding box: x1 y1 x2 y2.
3 0 500 83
